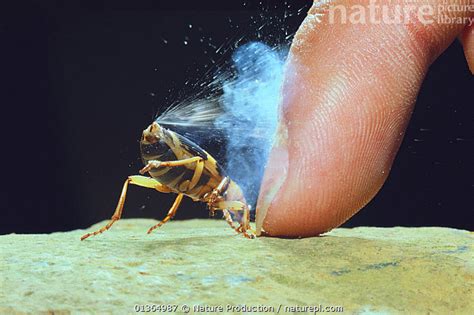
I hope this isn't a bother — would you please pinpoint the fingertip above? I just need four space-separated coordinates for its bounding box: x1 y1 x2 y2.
257 1 474 238
460 24 474 74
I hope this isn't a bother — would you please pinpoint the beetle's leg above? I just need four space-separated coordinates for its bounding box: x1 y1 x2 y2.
139 157 203 174
128 175 172 193
222 209 237 230
202 176 229 217
215 201 251 232
188 159 204 190
202 176 254 238
80 178 130 241
204 177 230 206
212 200 255 239
80 176 171 241
176 158 205 193
147 193 184 234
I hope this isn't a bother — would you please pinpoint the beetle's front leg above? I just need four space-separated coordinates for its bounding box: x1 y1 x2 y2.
139 157 203 174
139 160 162 174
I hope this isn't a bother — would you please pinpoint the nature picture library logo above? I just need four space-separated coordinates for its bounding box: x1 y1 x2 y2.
312 0 474 26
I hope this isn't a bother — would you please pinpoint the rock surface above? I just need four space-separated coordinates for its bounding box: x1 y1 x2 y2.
1 219 473 314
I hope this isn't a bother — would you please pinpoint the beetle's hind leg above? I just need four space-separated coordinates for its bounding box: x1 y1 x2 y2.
212 201 255 239
204 177 254 238
80 175 171 241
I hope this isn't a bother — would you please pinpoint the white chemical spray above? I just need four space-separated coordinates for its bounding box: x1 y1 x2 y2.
156 42 286 209
215 42 286 208
154 3 309 212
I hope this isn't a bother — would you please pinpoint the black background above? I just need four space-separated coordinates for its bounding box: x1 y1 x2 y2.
2 0 473 234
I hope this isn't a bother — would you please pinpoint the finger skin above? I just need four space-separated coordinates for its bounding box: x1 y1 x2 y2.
460 24 474 74
256 0 474 237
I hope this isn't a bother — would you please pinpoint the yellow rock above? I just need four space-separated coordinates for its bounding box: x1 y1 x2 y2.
1 219 473 314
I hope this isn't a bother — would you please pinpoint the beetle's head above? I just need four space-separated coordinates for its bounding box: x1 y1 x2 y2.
140 122 169 163
141 122 163 144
